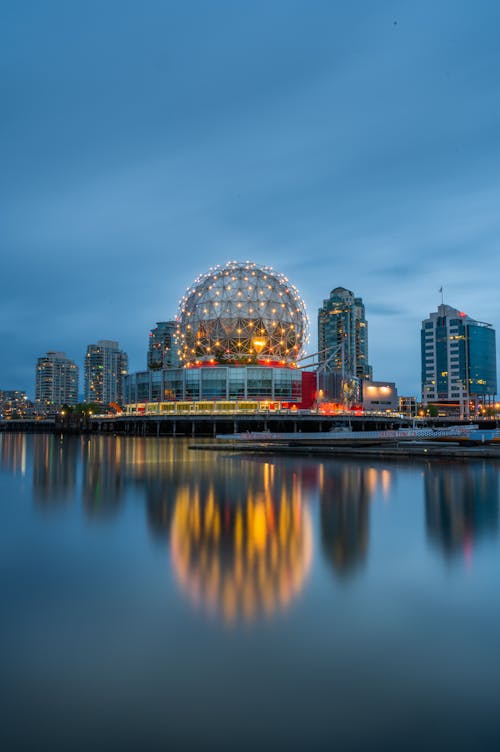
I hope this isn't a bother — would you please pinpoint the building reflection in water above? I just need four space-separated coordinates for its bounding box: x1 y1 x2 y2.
32 434 78 505
425 462 499 560
0 433 27 477
81 436 126 517
127 439 194 540
166 456 313 625
319 463 374 577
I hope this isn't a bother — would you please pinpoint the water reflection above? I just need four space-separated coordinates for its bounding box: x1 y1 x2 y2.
425 462 499 559
250 457 378 577
319 464 371 576
2 434 500 618
81 436 124 517
170 481 313 624
0 433 26 476
123 445 314 623
32 434 77 505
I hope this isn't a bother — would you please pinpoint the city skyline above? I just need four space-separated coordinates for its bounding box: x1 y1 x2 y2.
3 266 498 402
2 2 500 395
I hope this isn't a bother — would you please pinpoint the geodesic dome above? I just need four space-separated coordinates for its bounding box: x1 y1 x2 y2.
176 261 309 365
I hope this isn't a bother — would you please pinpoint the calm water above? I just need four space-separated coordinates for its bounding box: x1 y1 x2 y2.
1 433 500 751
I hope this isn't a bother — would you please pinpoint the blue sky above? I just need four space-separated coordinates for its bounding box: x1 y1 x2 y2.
2 0 500 397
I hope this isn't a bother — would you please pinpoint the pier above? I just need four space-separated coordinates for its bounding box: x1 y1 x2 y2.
2 413 498 440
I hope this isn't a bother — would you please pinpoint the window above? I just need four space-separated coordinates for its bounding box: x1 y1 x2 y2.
228 368 245 398
185 370 200 400
201 368 227 399
247 368 273 399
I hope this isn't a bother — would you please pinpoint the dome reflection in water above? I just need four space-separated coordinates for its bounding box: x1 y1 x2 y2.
170 475 313 625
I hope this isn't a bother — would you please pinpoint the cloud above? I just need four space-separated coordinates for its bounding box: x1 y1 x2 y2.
2 1 500 395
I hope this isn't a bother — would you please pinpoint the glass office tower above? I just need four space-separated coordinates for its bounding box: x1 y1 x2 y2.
421 304 496 414
318 287 372 380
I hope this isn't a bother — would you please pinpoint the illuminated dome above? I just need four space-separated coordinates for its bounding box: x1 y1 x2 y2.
177 261 309 365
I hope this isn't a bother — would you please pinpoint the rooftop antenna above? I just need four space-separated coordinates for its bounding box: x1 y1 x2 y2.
439 286 444 306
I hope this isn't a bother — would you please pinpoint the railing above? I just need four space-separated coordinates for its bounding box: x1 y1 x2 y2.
117 402 416 418
124 401 285 415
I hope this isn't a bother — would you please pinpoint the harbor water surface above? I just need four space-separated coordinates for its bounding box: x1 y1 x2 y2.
1 433 500 751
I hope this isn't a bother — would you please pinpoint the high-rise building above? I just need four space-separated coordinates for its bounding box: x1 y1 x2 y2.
318 287 372 381
35 352 79 412
421 304 497 414
84 340 128 405
147 321 179 370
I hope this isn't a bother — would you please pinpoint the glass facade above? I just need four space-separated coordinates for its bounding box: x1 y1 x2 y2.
185 370 200 400
136 372 150 402
247 368 273 399
151 371 162 401
163 370 184 401
228 368 245 398
435 317 448 398
201 369 227 399
468 326 497 395
124 366 303 405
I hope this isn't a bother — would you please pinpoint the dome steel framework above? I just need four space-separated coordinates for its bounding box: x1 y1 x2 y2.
177 261 309 365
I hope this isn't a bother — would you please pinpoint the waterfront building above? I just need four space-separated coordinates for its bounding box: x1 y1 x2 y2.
84 340 128 406
35 351 79 412
421 304 497 415
125 261 315 412
0 390 33 419
361 381 398 413
147 321 179 370
124 365 315 409
399 396 418 418
318 287 372 381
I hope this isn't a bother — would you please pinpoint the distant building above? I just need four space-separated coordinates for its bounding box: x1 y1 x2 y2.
421 304 497 415
147 321 179 370
84 340 128 405
0 390 33 419
399 396 418 418
361 381 398 413
35 352 79 412
318 287 372 381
